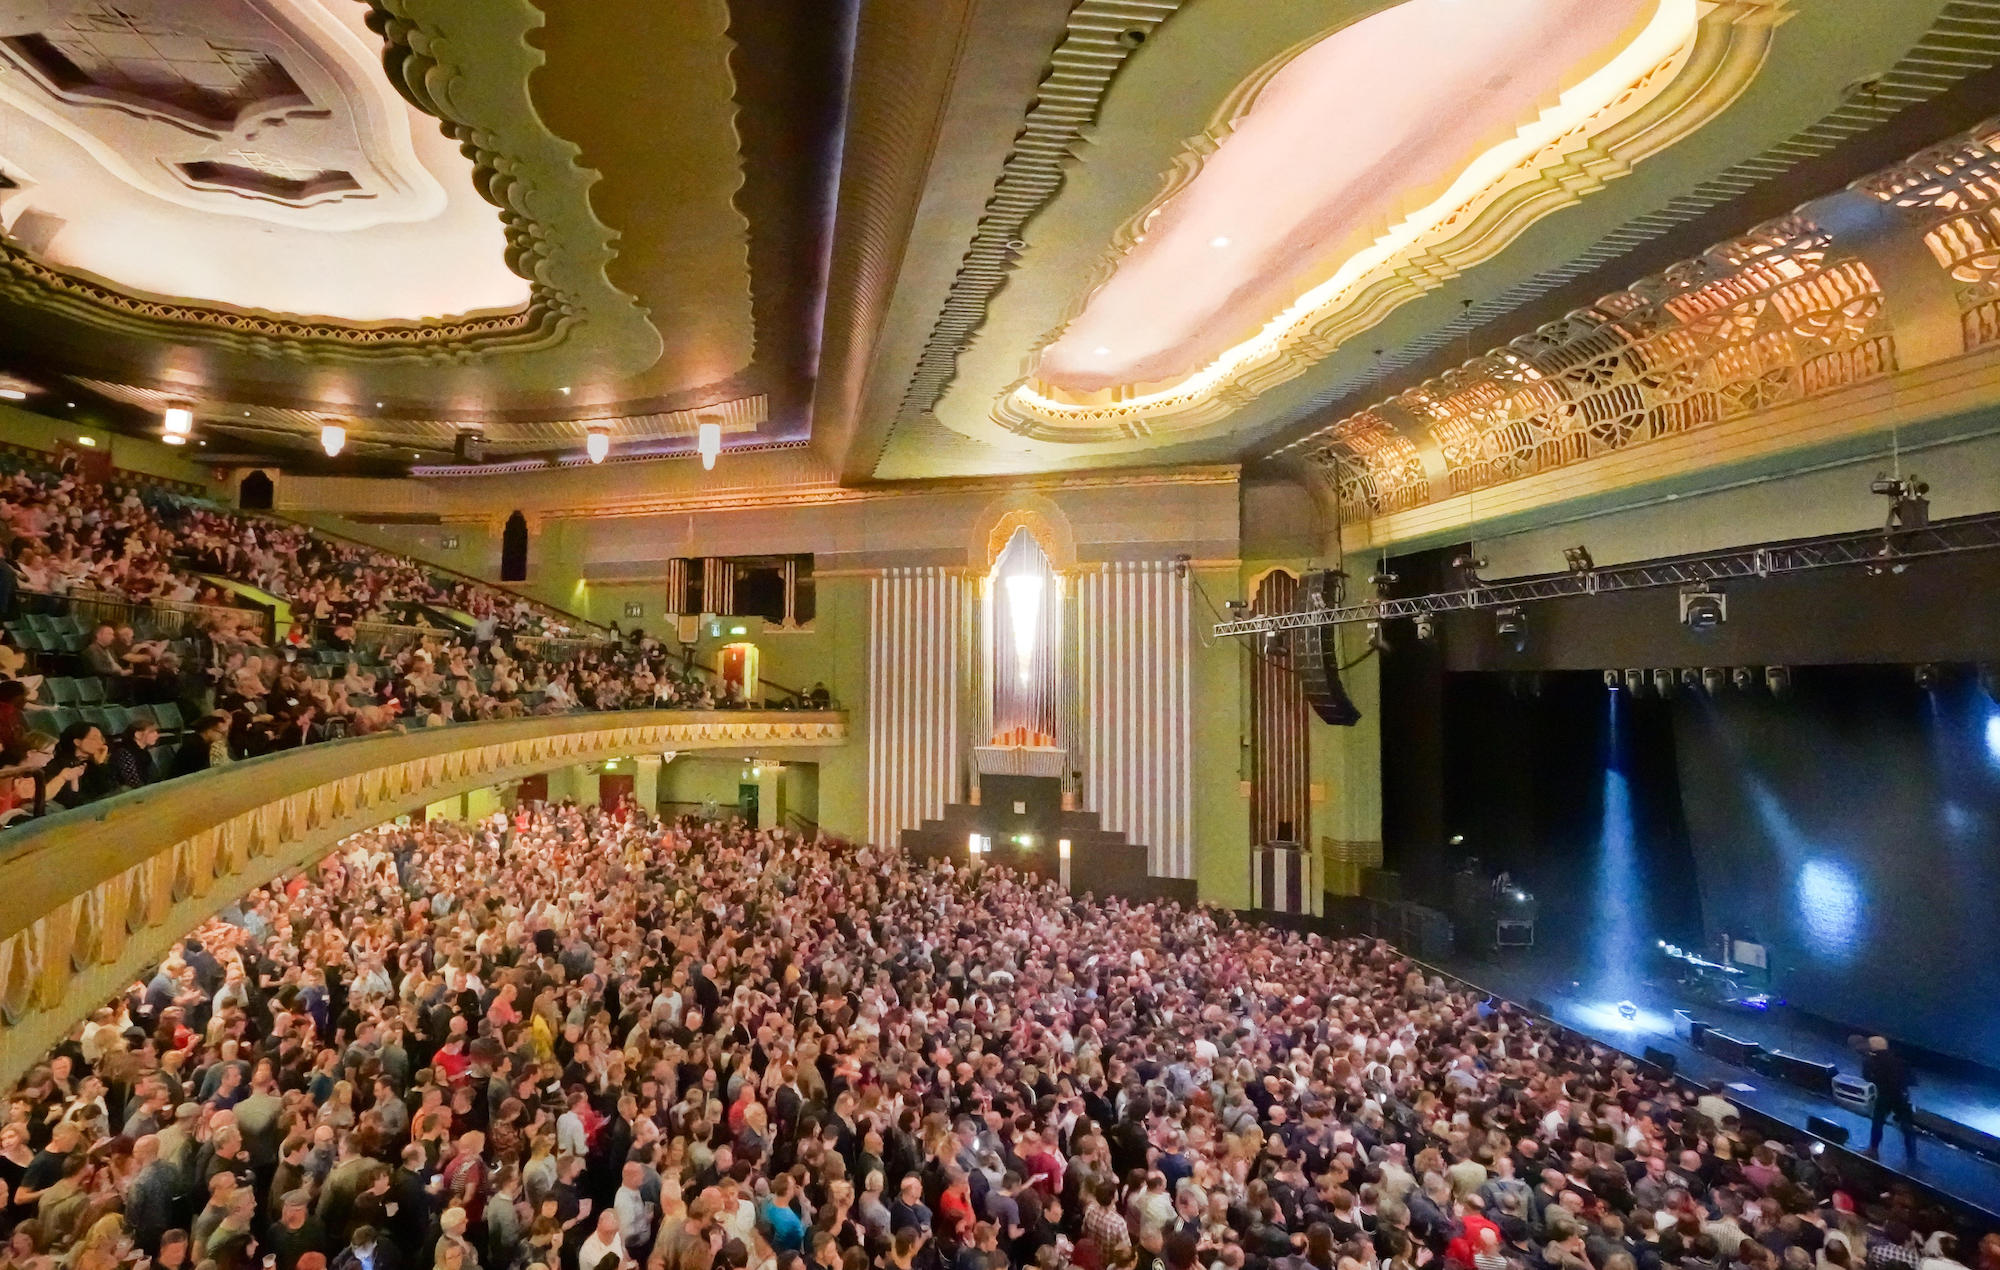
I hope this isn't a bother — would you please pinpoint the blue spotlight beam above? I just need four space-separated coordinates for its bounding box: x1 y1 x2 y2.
1213 509 2000 637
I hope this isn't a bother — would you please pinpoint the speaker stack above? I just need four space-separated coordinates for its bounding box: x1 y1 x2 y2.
1296 570 1362 727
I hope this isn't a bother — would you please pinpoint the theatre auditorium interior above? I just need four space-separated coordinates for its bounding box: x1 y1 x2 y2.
12 1 2000 1269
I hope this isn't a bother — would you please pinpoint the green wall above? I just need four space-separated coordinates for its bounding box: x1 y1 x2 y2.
1 405 219 491
1191 565 1250 907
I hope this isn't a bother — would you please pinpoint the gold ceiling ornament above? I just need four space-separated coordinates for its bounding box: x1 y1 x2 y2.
1303 208 1894 526
1855 116 2000 355
993 0 1790 443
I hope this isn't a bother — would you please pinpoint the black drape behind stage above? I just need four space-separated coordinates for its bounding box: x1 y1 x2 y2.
1671 667 2000 1066
1409 666 2000 1066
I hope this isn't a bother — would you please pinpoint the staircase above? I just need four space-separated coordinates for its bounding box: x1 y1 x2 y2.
901 801 1196 905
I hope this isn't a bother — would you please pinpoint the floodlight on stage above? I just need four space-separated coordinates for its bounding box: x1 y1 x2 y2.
1624 668 1645 695
1058 838 1072 860
1564 545 1594 574
1603 670 1621 691
1494 606 1526 653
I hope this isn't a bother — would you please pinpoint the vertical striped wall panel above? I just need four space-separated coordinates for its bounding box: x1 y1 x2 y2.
868 569 964 849
1078 562 1192 879
1251 571 1311 848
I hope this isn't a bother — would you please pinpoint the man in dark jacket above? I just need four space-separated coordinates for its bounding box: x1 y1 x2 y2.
174 713 233 777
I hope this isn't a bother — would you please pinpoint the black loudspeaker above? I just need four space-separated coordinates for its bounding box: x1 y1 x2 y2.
1296 571 1362 727
1643 1046 1678 1076
1914 1109 2000 1162
1805 1115 1849 1146
1771 1051 1837 1097
1699 1030 1763 1066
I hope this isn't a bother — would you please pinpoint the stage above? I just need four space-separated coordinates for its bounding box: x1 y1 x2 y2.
1433 940 2000 1220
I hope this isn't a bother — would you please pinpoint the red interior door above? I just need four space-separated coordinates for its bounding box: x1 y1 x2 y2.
516 774 549 804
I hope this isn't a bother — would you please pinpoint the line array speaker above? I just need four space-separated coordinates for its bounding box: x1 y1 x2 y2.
1296 570 1362 727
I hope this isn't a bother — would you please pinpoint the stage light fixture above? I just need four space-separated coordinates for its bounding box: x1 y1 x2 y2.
1617 1000 1638 1021
1413 613 1436 642
1731 666 1756 692
1702 667 1725 695
585 428 610 464
1915 663 1940 691
1224 598 1248 615
1765 665 1791 695
162 404 193 437
1680 668 1701 691
1261 629 1285 658
1624 668 1645 695
1871 471 1931 530
1564 545 1594 574
1367 620 1390 653
1450 553 1488 589
1602 669 1621 691
1653 669 1675 697
1369 568 1398 600
697 421 722 469
1680 585 1727 633
1494 605 1526 653
319 423 345 457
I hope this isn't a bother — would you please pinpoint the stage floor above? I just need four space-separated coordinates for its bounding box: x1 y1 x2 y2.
1434 944 2000 1220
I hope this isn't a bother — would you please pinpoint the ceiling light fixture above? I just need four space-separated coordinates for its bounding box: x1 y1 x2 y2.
697 421 721 470
162 405 193 437
320 423 346 457
1210 235 1231 248
161 434 184 446
0 388 26 401
76 436 96 447
586 427 611 464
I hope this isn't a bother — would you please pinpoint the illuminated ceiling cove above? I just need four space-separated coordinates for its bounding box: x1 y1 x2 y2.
995 0 1760 442
0 0 527 320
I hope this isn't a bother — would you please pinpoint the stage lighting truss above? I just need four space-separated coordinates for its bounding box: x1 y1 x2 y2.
1212 508 2000 640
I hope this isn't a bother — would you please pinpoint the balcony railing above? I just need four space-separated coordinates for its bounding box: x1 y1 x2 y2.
0 708 846 1083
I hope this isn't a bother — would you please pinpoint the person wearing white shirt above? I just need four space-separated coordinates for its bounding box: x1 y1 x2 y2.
579 1210 630 1270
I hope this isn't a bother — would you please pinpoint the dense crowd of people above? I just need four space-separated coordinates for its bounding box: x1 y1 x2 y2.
0 454 828 829
0 802 1985 1270
0 461 580 638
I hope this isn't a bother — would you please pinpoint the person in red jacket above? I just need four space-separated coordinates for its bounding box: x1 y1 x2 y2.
1446 1196 1502 1270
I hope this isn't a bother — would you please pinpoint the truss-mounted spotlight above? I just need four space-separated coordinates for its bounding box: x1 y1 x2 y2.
1224 598 1248 616
1413 612 1436 642
1564 545 1595 574
1261 629 1286 658
1653 669 1676 697
1680 585 1727 633
1369 568 1399 600
1366 620 1390 653
1624 668 1646 696
1602 669 1621 691
1731 666 1757 692
1680 668 1701 691
1702 666 1725 695
1765 665 1791 696
586 427 610 464
1450 553 1488 589
1915 662 1941 692
320 422 346 457
1494 605 1526 653
1871 471 1931 531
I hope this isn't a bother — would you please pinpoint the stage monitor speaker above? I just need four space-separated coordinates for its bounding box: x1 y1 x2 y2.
1360 867 1402 902
1642 1046 1678 1076
1296 571 1362 727
1805 1115 1849 1146
1914 1109 2000 1163
1401 904 1454 961
1772 1052 1837 1097
1699 1030 1762 1066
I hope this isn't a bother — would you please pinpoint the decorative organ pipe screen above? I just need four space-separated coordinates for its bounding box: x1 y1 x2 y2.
988 527 1061 745
1079 562 1192 879
868 569 964 848
1251 571 1310 847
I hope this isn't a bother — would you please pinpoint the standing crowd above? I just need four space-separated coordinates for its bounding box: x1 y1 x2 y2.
0 802 1987 1270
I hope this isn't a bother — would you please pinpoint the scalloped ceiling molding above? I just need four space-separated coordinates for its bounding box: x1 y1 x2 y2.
0 0 527 320
994 0 1784 441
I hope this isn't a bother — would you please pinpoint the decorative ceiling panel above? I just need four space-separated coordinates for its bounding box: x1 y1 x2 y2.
0 0 527 320
863 0 2000 482
986 0 1783 443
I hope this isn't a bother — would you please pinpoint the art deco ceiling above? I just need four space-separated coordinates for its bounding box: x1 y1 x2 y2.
2 0 2000 497
0 0 850 466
